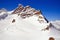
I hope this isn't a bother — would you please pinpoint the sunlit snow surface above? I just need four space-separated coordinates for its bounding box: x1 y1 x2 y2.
0 13 60 40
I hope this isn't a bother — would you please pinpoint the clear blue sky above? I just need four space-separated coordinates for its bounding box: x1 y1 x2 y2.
0 0 60 21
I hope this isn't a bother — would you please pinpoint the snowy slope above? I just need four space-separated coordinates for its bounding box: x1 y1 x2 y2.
0 13 50 40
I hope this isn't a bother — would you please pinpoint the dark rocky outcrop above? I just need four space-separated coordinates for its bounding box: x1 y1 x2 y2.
49 37 55 40
12 19 15 23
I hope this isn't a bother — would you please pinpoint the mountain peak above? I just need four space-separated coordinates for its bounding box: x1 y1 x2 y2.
0 4 50 31
11 4 49 23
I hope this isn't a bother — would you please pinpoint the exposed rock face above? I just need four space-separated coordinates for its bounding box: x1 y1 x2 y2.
12 4 24 14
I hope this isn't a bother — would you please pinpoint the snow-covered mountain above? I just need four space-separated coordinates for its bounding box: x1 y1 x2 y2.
0 4 60 40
